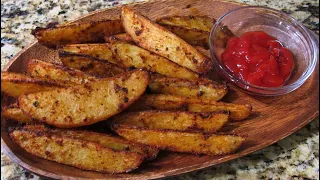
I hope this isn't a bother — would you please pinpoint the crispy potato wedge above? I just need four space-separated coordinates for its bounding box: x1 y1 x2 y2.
2 106 33 123
156 16 214 32
1 72 61 97
130 94 251 121
19 70 150 128
23 125 159 160
148 76 228 101
113 126 245 155
213 25 235 48
121 7 212 74
59 53 126 78
10 129 143 173
110 41 199 80
105 33 135 44
111 111 229 132
27 59 98 86
187 103 252 121
59 44 118 64
32 20 124 48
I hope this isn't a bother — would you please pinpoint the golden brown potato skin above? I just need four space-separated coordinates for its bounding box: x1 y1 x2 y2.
157 16 214 32
121 7 212 74
110 42 199 80
2 106 33 123
60 44 119 64
19 70 150 128
111 110 229 132
113 126 245 155
10 129 144 173
27 59 98 86
130 94 251 121
1 72 61 97
59 53 126 78
104 33 135 44
148 76 228 101
23 125 159 160
32 20 124 48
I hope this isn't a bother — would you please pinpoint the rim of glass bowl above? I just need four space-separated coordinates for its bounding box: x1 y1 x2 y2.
209 6 318 95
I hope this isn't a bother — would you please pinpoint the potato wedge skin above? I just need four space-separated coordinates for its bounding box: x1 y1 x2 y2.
10 129 143 173
156 16 214 32
59 53 126 78
113 126 245 155
23 125 159 160
60 44 118 64
130 94 251 121
188 103 252 121
19 70 150 128
110 42 199 80
2 106 33 123
32 20 124 48
111 110 229 132
121 7 212 74
1 72 60 97
27 59 97 86
104 33 135 44
149 76 228 101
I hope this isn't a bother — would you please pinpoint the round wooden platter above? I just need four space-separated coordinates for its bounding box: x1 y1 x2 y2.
1 0 319 179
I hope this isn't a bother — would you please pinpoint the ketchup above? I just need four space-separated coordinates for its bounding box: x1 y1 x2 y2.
221 31 294 87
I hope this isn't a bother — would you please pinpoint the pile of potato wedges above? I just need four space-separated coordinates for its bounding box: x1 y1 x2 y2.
1 7 251 173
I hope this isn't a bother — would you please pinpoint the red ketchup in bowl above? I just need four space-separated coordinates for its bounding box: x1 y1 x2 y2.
221 31 294 87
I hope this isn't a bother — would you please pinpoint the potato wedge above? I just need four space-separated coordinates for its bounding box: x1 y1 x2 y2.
10 129 143 173
110 41 199 80
19 70 150 128
113 126 245 155
105 33 135 44
32 20 124 48
27 59 98 86
2 106 33 123
59 44 118 64
130 94 251 121
148 76 228 101
121 7 212 74
156 16 214 32
1 72 61 97
59 53 126 78
23 125 159 160
213 25 235 48
111 111 229 132
187 103 252 121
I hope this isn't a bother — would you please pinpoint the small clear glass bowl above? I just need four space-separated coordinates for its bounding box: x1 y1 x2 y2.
209 6 319 96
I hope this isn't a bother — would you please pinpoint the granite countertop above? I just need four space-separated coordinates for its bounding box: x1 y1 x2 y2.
1 0 319 179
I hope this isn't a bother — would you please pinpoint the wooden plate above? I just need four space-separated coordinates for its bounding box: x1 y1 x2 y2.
1 0 319 179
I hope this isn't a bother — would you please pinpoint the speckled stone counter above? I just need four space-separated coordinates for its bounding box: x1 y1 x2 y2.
1 0 319 179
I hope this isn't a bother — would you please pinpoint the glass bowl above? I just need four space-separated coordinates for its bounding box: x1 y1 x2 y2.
209 6 319 96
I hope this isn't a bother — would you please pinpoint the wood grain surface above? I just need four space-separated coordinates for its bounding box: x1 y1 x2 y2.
1 0 319 179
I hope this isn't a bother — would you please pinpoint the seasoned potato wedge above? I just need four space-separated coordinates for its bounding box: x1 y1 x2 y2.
19 70 150 128
59 44 118 64
10 129 143 173
1 72 61 97
148 76 228 101
105 33 135 44
59 53 126 78
113 126 245 155
111 111 229 132
23 125 159 160
32 20 124 48
27 59 98 86
2 106 33 123
213 26 235 48
110 42 199 80
130 94 251 121
187 103 252 121
157 16 214 32
121 7 212 74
